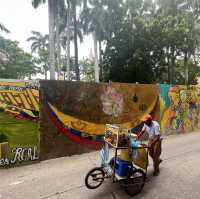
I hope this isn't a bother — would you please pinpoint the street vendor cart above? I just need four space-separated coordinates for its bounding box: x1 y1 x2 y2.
85 124 149 196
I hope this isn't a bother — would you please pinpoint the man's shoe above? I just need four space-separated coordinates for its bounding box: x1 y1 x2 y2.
153 170 160 176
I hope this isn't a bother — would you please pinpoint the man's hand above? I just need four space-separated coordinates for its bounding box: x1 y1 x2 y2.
130 133 137 139
137 130 144 140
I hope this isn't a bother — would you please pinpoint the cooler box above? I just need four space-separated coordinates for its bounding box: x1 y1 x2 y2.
115 158 132 177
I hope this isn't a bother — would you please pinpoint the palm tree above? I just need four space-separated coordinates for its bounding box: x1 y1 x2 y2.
32 0 56 80
0 23 9 33
80 0 107 82
0 24 10 65
58 0 83 80
27 31 49 53
66 0 71 81
71 0 80 81
27 31 49 79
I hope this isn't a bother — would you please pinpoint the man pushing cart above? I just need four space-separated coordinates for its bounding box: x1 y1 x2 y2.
85 114 162 196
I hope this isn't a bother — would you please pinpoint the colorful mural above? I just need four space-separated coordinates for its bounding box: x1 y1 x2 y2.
40 81 159 159
0 80 39 167
0 80 39 120
1 80 199 165
160 84 200 135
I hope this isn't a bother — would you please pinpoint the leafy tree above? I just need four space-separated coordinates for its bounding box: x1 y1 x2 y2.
37 48 49 79
175 59 200 84
101 0 200 85
27 31 49 53
79 58 95 82
0 36 39 79
27 31 49 79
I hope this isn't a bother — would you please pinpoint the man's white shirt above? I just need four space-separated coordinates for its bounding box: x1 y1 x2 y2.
142 121 161 139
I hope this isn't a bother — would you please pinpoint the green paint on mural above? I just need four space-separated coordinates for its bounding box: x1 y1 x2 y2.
0 112 38 159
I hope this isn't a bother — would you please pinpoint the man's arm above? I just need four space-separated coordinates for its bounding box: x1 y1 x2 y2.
137 129 145 140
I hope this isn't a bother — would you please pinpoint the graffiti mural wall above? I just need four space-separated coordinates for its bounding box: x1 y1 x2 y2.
159 84 200 135
0 80 39 167
1 80 199 165
40 81 159 160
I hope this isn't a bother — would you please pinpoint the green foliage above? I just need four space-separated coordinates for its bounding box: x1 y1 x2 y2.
99 0 200 84
0 36 39 79
27 31 49 53
80 58 95 82
37 48 49 79
31 0 200 84
32 0 46 9
27 31 49 79
175 60 200 84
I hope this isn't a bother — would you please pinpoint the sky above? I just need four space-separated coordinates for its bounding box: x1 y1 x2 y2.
0 0 93 59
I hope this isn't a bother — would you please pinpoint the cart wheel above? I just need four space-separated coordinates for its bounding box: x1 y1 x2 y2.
124 169 146 196
85 167 105 189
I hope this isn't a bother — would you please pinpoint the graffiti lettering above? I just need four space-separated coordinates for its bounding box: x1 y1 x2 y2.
0 146 39 166
0 158 9 166
11 146 39 164
0 85 25 92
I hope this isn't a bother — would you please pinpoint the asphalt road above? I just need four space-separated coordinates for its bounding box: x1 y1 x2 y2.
0 131 200 199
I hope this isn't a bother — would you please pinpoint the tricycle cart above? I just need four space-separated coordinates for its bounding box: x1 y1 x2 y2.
85 124 149 196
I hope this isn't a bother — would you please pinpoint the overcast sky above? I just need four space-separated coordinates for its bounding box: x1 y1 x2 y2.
0 0 92 59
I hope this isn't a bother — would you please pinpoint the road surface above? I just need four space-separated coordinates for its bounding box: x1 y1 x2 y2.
0 131 200 199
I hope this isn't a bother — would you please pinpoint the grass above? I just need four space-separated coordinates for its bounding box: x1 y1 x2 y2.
0 112 39 156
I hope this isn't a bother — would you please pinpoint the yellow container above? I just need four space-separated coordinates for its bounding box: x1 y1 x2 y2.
120 149 132 162
133 146 148 170
120 145 149 170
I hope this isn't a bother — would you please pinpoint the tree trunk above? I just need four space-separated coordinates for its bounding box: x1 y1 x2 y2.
56 2 61 80
48 0 56 80
83 0 87 9
166 48 171 84
45 69 47 80
184 53 188 85
99 40 103 81
170 47 175 84
93 32 99 83
171 57 175 84
72 0 80 81
66 0 71 81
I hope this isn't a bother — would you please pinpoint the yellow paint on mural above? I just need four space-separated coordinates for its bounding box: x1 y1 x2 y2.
0 81 39 115
0 94 4 101
19 94 32 110
25 90 39 111
0 81 25 87
49 103 105 135
49 91 158 135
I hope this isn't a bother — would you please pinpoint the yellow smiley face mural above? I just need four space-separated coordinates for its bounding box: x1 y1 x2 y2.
40 81 159 148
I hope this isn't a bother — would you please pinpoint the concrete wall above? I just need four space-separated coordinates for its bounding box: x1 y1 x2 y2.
1 80 199 166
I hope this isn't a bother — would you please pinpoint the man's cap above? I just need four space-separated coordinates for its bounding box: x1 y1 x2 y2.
141 114 152 122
